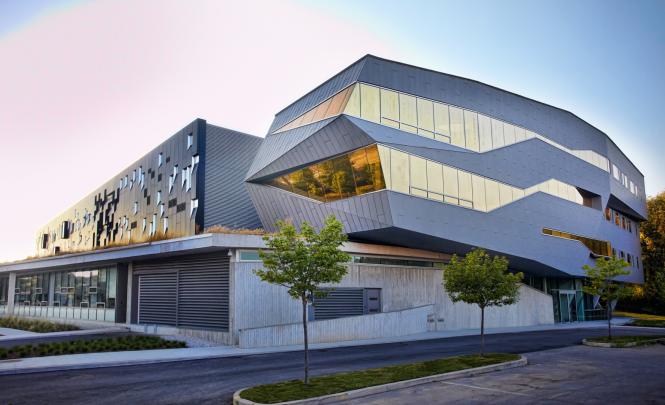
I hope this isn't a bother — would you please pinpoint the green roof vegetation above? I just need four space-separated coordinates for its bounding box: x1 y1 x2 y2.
240 353 519 404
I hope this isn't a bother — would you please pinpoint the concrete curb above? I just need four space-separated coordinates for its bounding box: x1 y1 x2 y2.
0 327 130 342
582 338 665 348
232 355 527 405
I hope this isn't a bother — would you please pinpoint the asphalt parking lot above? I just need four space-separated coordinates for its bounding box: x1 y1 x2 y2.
346 343 665 404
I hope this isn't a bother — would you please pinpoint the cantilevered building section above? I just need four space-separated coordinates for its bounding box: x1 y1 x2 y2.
0 56 646 342
246 55 646 322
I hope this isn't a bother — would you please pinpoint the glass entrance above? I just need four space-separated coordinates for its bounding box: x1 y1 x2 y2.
552 289 585 323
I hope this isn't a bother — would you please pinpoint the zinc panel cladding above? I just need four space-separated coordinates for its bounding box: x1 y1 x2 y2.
203 125 263 230
246 117 337 181
313 288 365 320
248 116 375 182
133 252 230 330
267 58 366 134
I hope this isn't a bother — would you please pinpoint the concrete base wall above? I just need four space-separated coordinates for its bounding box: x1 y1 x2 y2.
238 305 433 348
128 324 234 345
234 262 554 347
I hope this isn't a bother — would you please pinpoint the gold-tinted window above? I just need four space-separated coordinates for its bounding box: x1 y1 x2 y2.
478 115 492 152
463 110 479 152
399 93 418 128
449 106 465 148
360 84 380 122
491 118 504 148
443 166 459 199
433 103 450 136
543 228 611 257
390 148 410 194
417 98 434 132
472 175 487 211
426 160 443 194
380 88 399 127
264 145 386 202
409 155 427 191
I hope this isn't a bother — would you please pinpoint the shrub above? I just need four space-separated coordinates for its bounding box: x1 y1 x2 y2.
0 317 79 333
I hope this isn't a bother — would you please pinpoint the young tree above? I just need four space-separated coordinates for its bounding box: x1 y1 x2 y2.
255 215 350 384
582 256 631 341
641 191 665 313
444 248 523 356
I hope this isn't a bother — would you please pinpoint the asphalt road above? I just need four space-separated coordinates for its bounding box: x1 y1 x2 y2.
0 326 662 405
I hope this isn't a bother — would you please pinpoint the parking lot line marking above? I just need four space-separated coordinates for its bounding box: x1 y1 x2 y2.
441 381 531 397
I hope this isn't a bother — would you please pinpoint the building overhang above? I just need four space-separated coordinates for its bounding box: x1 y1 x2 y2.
0 233 450 275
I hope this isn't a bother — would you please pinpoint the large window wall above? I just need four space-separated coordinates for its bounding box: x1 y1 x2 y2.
376 145 587 212
12 267 118 322
266 145 385 202
0 276 8 314
262 144 590 213
273 83 611 174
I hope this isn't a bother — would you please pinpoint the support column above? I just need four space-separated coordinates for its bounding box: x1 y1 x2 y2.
48 274 55 306
125 262 133 325
7 272 16 315
228 249 236 345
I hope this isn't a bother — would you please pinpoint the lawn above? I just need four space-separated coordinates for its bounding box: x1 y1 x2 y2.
628 319 665 328
614 311 665 321
240 353 519 404
0 335 186 360
0 317 80 333
586 335 665 347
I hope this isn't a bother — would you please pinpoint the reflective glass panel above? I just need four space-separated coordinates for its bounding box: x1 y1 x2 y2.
426 161 443 194
478 115 492 152
443 166 458 198
491 118 504 148
390 148 410 194
417 98 434 132
399 93 417 128
463 110 480 152
458 171 473 202
409 155 427 191
485 179 500 211
472 175 487 211
449 107 465 148
360 84 380 122
433 103 450 136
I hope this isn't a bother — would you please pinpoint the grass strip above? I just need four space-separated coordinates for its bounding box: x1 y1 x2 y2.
627 319 665 328
586 335 665 347
0 317 80 333
614 311 665 321
0 335 186 360
240 353 519 404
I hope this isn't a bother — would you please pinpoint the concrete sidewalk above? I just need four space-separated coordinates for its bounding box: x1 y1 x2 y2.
0 318 644 376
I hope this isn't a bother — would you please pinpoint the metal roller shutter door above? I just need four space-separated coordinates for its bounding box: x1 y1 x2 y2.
138 273 177 326
134 252 229 331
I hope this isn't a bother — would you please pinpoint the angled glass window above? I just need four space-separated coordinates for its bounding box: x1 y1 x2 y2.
543 228 611 257
262 145 386 202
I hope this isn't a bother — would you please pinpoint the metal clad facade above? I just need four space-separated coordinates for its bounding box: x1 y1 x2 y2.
133 252 230 330
203 124 263 230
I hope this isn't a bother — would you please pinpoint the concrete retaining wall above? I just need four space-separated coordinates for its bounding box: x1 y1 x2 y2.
238 305 433 348
233 261 554 347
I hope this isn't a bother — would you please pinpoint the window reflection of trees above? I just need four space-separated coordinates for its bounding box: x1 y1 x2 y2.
266 145 386 202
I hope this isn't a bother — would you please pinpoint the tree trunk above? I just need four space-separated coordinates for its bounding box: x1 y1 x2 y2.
607 301 612 341
302 296 310 384
480 306 485 357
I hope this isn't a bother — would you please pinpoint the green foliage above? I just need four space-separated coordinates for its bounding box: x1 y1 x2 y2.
0 335 185 360
444 248 523 309
628 319 665 328
240 353 519 404
0 317 79 333
255 215 351 302
582 256 632 304
640 191 665 313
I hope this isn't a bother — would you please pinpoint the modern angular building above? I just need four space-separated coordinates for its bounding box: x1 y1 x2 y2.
0 56 646 345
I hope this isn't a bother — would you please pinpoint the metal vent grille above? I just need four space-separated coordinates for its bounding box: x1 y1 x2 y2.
313 288 365 320
138 273 177 326
134 252 229 330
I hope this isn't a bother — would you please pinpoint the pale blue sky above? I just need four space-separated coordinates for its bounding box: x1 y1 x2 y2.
0 0 663 261
306 0 665 195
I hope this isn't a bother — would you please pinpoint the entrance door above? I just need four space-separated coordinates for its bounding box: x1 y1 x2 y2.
558 290 580 323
